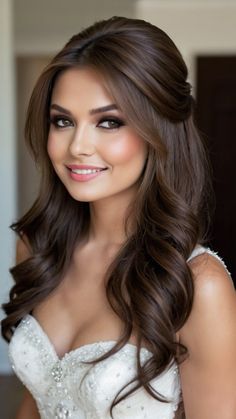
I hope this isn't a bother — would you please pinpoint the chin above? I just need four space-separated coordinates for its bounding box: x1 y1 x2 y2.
66 190 105 203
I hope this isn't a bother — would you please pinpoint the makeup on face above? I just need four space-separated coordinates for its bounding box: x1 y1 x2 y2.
47 67 147 202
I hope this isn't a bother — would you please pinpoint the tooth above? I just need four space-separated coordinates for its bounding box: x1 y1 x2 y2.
71 168 102 174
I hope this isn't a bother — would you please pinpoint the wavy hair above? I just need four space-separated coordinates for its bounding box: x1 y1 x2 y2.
2 16 212 418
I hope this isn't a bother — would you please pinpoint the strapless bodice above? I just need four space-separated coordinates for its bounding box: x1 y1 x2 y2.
9 314 180 418
9 246 229 418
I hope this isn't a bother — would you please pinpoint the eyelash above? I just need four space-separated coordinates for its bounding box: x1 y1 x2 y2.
49 115 72 129
49 115 125 130
97 117 125 130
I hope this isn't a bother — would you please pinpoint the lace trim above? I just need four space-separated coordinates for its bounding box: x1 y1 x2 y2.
188 245 231 277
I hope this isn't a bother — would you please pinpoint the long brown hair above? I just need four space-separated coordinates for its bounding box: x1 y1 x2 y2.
2 16 212 417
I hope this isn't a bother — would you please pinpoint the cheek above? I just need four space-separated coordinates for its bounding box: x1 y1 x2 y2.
47 134 63 162
103 134 146 165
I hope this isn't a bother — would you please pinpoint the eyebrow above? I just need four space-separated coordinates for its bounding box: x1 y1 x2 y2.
50 103 118 115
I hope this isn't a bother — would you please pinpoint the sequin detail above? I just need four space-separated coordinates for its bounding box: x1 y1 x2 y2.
55 403 71 418
9 315 180 418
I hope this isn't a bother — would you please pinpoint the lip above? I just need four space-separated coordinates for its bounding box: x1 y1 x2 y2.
66 164 108 182
66 164 107 170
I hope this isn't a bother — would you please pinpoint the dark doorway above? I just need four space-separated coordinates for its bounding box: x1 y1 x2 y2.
196 56 236 284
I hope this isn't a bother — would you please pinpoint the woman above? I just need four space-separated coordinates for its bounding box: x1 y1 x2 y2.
2 16 236 419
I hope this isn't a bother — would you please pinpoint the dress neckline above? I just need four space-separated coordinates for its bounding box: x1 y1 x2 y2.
18 246 228 364
24 314 153 362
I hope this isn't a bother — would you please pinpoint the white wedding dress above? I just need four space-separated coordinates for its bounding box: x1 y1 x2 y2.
8 246 229 418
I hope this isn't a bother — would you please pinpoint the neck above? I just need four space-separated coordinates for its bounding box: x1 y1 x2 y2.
88 192 135 246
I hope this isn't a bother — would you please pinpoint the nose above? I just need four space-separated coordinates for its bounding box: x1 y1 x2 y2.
69 124 95 156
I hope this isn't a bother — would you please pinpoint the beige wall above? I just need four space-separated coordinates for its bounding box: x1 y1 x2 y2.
14 0 137 54
0 0 16 373
17 56 51 216
137 0 236 89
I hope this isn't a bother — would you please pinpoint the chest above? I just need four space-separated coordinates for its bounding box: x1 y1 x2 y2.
33 247 126 357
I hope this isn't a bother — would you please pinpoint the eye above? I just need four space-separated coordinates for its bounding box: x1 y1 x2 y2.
97 117 124 130
50 115 73 128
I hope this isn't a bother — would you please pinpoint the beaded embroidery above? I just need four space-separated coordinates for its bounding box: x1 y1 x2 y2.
9 315 180 418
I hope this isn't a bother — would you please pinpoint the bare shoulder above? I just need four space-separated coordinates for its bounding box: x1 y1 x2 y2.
180 251 235 347
191 250 234 300
179 251 236 418
16 233 32 263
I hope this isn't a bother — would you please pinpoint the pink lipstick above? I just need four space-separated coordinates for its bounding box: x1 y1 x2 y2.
66 164 107 182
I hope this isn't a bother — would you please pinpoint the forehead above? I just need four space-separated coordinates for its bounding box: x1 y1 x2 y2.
51 67 115 107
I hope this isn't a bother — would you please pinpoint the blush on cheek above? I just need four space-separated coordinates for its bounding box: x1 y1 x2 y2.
104 135 146 164
47 136 59 161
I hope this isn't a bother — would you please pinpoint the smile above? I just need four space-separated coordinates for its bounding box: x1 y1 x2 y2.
68 167 107 182
71 168 103 174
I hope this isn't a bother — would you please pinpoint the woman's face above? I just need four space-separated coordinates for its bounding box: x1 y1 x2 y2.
47 67 147 203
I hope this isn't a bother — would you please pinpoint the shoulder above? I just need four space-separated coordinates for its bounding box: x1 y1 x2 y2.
180 249 235 348
189 248 234 302
189 249 234 317
16 233 32 263
178 250 236 416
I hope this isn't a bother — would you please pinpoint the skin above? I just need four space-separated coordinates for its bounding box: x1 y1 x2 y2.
47 67 148 244
14 67 236 418
179 255 236 419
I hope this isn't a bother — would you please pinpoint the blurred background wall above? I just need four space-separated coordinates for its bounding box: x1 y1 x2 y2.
0 0 16 375
1 0 236 378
